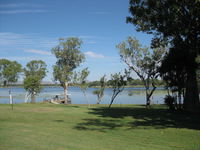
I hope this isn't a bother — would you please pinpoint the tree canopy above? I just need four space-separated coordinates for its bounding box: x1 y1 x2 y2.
0 59 22 86
127 0 200 112
117 36 165 107
23 60 47 103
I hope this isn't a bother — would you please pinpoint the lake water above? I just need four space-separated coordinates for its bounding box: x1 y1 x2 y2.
0 86 167 104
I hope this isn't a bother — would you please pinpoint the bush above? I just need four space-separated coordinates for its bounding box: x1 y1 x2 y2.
164 95 176 110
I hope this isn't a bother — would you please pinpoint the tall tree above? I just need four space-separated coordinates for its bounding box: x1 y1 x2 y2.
93 75 106 104
0 59 22 86
24 60 47 103
52 37 85 104
117 37 165 107
127 0 200 112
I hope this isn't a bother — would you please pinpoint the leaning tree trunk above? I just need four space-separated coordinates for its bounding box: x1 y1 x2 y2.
96 97 102 104
184 69 200 113
145 86 156 109
63 82 69 104
146 90 151 108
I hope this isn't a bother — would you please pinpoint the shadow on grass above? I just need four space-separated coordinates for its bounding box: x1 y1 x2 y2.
75 106 200 132
54 120 64 122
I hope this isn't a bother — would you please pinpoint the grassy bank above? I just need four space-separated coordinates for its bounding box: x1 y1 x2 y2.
0 104 199 150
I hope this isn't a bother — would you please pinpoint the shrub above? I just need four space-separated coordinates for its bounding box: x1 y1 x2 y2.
164 95 176 111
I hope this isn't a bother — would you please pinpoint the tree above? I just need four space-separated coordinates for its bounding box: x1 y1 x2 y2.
127 0 200 112
93 75 106 104
74 68 90 107
52 37 85 104
159 47 187 110
117 37 165 108
24 60 47 103
0 59 22 86
109 70 129 108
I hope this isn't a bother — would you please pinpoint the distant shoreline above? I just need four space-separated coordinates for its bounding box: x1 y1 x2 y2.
0 84 165 89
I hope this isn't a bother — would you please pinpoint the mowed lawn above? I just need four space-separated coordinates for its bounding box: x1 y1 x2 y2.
0 104 200 150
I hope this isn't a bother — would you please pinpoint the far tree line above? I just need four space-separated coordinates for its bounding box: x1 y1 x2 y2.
88 78 165 87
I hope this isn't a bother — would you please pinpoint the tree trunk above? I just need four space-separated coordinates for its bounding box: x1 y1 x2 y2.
96 95 102 104
109 90 120 108
184 69 200 113
30 93 35 103
97 98 101 104
83 91 90 108
178 90 182 110
63 82 69 104
146 92 151 109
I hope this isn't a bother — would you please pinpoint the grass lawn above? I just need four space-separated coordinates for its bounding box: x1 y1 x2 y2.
0 103 199 150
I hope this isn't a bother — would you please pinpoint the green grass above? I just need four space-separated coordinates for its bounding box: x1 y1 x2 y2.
0 104 199 150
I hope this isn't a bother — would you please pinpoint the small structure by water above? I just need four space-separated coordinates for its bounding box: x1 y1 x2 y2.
43 94 71 104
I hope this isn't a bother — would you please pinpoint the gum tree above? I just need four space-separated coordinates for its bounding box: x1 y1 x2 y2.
117 37 165 107
52 37 85 104
0 59 22 86
24 60 47 103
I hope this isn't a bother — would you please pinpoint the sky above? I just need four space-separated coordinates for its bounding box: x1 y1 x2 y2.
0 0 152 82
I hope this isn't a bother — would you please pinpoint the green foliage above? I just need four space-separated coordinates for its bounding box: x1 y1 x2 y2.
127 0 200 112
127 0 200 49
88 80 101 87
24 76 42 95
117 36 166 106
117 37 165 79
159 48 187 99
52 37 85 87
110 73 127 89
23 60 47 103
73 68 90 106
74 68 90 91
127 78 165 86
93 75 106 104
24 60 47 79
0 59 22 86
109 71 129 108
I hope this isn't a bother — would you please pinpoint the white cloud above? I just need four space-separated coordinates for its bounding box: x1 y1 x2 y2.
0 3 43 8
0 32 57 48
0 32 32 46
25 49 52 55
0 3 47 14
84 51 105 58
0 3 27 8
0 55 56 63
0 9 47 14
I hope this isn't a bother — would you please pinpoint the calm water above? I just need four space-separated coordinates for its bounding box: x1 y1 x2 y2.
0 86 167 104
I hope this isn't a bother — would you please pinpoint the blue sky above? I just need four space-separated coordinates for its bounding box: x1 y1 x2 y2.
0 0 152 81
